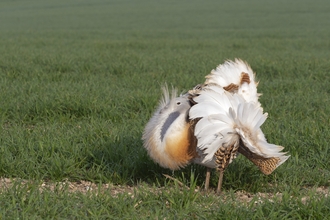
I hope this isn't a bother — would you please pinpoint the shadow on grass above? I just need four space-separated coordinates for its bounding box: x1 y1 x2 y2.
85 131 275 193
85 133 171 185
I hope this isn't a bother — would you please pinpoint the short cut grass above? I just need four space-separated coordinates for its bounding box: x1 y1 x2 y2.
0 0 329 218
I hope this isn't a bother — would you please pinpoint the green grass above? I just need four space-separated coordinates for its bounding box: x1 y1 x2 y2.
0 0 329 218
1 179 329 219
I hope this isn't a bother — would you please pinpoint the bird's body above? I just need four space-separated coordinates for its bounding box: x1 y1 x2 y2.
142 59 290 193
142 87 197 170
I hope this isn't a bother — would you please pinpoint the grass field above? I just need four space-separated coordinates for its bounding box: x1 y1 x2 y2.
0 0 329 218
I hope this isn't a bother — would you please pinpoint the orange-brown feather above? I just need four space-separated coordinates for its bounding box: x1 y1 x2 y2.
240 72 251 85
223 83 239 92
164 123 197 169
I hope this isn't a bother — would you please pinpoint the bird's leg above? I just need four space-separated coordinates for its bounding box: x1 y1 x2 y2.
204 167 211 191
214 144 239 195
216 169 224 194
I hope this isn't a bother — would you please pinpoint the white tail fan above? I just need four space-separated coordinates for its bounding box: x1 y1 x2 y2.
190 85 289 170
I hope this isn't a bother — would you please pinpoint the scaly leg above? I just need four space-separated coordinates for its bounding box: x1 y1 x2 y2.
216 169 224 194
204 167 211 191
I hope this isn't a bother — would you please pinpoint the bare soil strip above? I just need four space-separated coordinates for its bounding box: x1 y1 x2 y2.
0 177 328 203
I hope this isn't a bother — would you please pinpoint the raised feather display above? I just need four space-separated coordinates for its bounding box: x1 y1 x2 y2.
142 59 290 193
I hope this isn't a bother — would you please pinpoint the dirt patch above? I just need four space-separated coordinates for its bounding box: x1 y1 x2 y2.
0 177 328 203
233 187 329 204
0 177 134 197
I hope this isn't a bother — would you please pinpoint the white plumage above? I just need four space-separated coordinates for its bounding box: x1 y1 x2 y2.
205 58 260 104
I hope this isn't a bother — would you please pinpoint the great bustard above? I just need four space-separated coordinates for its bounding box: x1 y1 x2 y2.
142 59 289 193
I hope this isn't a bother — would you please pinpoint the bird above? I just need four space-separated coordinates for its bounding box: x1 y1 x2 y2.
142 85 198 171
142 59 290 194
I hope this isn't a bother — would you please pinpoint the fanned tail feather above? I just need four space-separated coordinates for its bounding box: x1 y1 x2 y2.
190 85 289 173
189 86 243 163
232 102 290 173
